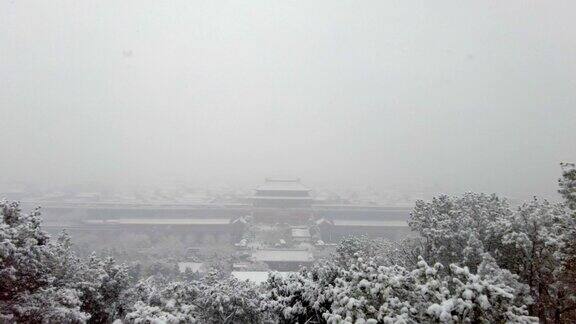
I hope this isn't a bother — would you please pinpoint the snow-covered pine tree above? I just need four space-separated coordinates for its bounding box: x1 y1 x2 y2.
559 162 576 212
0 201 89 322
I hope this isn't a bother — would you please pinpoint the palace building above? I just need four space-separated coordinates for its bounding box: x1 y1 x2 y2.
43 178 413 247
251 178 313 208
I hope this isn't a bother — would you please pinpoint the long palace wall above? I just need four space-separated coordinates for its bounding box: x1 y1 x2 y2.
34 202 413 243
33 203 412 221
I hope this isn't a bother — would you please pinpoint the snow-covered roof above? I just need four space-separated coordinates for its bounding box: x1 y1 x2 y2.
291 228 311 238
84 218 231 225
332 220 409 227
315 218 334 226
231 271 293 284
231 216 248 224
256 178 311 192
251 249 314 262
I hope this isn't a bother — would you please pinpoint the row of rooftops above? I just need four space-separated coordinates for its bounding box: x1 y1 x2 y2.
18 178 421 208
255 178 312 192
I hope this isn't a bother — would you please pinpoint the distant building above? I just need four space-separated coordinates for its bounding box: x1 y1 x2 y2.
291 227 311 242
251 178 313 208
76 217 245 244
41 180 414 248
250 178 315 223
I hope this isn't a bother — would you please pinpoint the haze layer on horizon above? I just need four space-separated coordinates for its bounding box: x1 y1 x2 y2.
1 0 575 200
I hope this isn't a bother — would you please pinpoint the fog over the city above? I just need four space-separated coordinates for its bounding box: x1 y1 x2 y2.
1 0 575 199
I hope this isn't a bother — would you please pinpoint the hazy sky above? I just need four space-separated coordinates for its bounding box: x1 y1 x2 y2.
1 0 575 199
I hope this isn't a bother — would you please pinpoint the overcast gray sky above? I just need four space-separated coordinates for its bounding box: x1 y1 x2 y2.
1 0 575 199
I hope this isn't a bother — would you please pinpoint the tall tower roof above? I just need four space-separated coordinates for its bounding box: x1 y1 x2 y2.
256 178 311 192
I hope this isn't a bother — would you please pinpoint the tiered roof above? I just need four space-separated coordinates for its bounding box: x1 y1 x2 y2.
256 178 311 192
